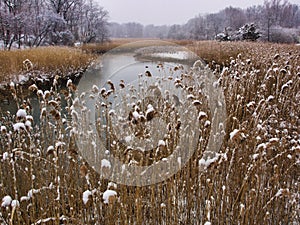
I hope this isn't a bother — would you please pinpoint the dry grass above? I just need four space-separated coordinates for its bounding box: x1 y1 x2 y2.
0 41 299 224
81 39 195 54
0 47 95 83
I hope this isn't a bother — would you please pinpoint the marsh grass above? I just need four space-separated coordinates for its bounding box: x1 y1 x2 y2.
0 41 299 224
0 47 95 83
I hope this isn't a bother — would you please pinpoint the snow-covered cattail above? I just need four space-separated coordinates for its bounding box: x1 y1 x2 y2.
119 80 125 89
16 109 27 121
103 189 117 204
23 59 33 71
107 80 115 92
145 70 152 77
1 126 7 134
28 84 38 92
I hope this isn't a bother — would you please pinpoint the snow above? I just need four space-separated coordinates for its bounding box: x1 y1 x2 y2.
269 138 279 143
151 51 191 60
92 85 99 93
27 189 39 198
3 152 9 160
37 90 43 96
82 190 92 205
26 115 33 121
125 136 132 143
47 146 54 153
132 111 140 120
103 190 117 204
1 195 12 207
187 94 195 100
101 159 111 168
252 153 260 160
257 143 267 150
13 122 26 131
20 196 30 202
10 82 15 88
204 222 212 225
1 126 6 133
204 120 211 127
67 79 72 87
43 90 50 99
55 141 66 148
146 104 155 114
11 200 20 208
109 109 116 116
275 189 284 197
25 120 32 128
107 182 117 190
230 129 240 140
247 101 255 108
16 109 27 118
158 140 166 146
177 157 181 165
198 111 208 120
199 155 219 169
267 95 275 102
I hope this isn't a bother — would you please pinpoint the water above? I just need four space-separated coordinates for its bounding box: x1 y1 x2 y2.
0 43 199 122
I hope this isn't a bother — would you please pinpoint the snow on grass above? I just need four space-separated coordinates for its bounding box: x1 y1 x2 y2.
13 122 26 131
151 51 191 60
230 129 240 140
101 159 111 169
1 195 12 207
198 111 208 120
103 190 117 204
199 154 220 169
2 152 9 160
0 125 7 133
158 140 166 146
16 109 27 118
83 190 92 205
11 199 20 208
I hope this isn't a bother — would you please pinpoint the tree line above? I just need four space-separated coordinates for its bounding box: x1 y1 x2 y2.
1 0 299 50
0 0 109 49
109 0 300 43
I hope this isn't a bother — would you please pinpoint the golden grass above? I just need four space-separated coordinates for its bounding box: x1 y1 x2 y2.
0 47 95 83
190 41 300 70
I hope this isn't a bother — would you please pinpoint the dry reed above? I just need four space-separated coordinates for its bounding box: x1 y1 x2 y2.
0 41 299 225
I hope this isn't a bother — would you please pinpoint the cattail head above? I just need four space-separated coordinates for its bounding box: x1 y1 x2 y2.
107 80 115 92
80 164 88 177
23 59 33 71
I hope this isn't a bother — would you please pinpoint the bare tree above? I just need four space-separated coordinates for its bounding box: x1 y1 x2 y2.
80 0 109 43
263 0 288 41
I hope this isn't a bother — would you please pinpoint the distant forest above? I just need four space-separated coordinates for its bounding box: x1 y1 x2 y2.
109 0 300 43
0 0 299 50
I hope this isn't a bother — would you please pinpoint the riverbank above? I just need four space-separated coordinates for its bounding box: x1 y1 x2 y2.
0 46 95 101
1 40 299 99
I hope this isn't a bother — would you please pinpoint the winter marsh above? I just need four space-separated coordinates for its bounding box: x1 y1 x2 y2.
0 40 299 224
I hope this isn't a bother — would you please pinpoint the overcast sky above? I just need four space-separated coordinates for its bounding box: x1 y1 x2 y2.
97 0 300 25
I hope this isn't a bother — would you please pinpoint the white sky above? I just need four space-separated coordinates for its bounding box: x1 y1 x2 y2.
97 0 300 25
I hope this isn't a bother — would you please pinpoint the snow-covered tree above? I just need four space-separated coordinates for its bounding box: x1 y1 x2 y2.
0 0 109 49
238 23 260 41
79 0 109 43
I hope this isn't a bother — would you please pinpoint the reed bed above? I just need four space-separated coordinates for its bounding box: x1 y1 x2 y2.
0 47 95 84
0 41 299 225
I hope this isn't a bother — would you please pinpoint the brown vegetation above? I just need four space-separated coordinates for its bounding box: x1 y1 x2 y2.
0 47 95 83
0 40 299 224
